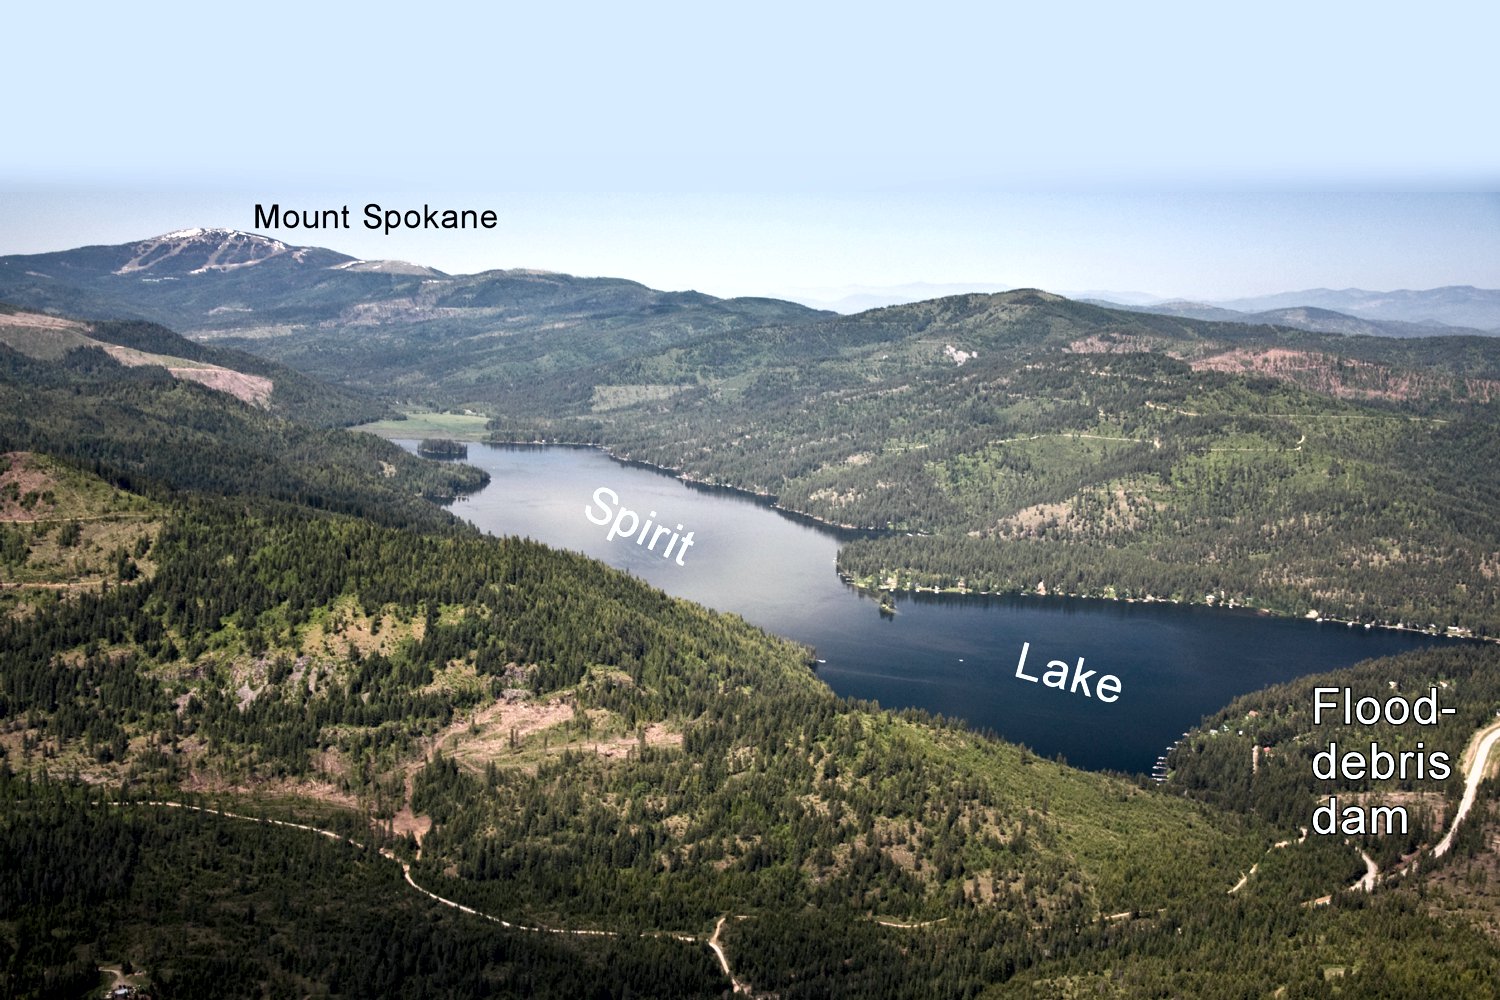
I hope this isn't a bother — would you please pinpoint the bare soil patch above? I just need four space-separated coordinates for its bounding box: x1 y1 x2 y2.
1190 347 1500 404
584 722 682 760
433 696 576 762
168 366 274 406
0 452 59 519
392 806 434 845
0 310 88 331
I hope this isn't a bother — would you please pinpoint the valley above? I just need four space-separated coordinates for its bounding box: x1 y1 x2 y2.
2 229 1499 997
424 440 1463 774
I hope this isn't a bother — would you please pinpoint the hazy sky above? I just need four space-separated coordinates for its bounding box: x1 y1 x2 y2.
3 3 1496 303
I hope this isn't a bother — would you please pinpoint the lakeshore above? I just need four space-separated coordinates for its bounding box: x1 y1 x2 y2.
402 439 1470 774
401 422 1492 648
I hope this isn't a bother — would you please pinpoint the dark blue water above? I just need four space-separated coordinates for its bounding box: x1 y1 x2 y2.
411 442 1464 773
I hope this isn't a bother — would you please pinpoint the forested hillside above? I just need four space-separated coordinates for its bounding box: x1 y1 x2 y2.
0 332 484 532
0 304 387 428
0 230 828 402
482 291 1500 637
1167 645 1499 839
8 469 1500 997
1 490 1266 925
5 291 1500 996
12 235 1500 639
0 776 725 999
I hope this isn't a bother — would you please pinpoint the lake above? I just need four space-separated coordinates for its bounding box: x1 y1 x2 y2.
409 441 1463 773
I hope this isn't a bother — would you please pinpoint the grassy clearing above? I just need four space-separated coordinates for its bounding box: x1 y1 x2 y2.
590 383 688 411
1 453 162 613
353 410 492 440
0 317 97 359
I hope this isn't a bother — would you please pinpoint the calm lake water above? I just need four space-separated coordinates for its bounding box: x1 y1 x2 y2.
409 442 1462 773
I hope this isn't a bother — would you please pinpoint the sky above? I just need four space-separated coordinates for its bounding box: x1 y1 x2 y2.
2 2 1497 305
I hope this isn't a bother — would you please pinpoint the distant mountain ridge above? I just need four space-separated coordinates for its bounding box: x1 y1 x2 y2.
2 231 1496 416
1213 286 1500 332
789 281 1017 313
794 283 1500 332
114 227 349 275
0 229 831 400
9 227 354 284
1092 298 1498 339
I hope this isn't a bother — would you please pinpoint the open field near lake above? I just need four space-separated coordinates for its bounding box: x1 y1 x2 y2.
354 411 492 440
